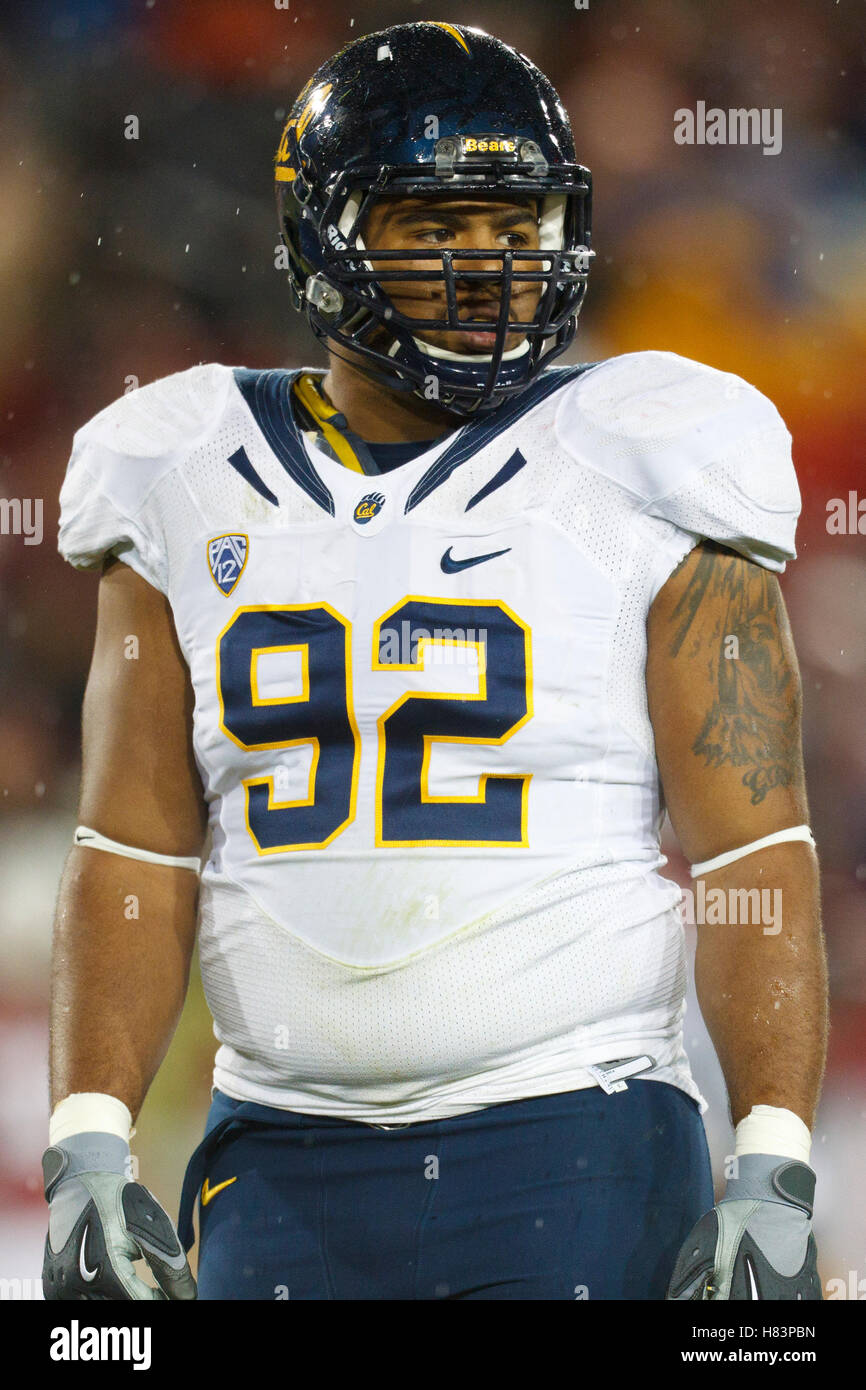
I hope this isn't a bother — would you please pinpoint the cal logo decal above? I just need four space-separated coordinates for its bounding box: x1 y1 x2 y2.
354 492 386 524
275 80 333 183
208 534 248 595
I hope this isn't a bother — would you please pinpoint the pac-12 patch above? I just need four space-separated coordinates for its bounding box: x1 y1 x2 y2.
353 492 386 524
208 534 248 595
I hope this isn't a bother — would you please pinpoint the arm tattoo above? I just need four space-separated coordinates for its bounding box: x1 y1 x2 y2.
667 543 800 805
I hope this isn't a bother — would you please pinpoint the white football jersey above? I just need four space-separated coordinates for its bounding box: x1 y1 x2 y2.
58 350 800 1122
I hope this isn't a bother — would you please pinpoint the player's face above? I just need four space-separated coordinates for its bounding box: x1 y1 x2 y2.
360 194 543 355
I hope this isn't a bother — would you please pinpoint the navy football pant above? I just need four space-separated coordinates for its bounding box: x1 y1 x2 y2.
178 1080 713 1300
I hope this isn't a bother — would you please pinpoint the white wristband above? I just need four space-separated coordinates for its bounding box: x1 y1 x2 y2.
734 1104 811 1164
49 1092 133 1146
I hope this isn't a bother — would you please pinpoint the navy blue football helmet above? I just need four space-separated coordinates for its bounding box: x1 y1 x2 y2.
275 21 593 415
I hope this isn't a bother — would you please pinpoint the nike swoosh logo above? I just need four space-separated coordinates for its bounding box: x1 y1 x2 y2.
79 1225 98 1282
440 545 511 574
745 1254 760 1299
201 1176 237 1207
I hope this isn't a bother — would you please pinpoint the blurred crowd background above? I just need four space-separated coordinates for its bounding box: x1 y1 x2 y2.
1 0 864 1297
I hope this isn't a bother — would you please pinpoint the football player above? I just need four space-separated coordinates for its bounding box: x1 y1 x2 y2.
44 22 826 1300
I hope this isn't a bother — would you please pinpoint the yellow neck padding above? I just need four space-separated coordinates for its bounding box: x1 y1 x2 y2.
292 373 365 474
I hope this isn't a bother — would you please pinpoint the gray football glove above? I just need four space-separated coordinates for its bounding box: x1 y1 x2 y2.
42 1132 196 1300
666 1154 822 1300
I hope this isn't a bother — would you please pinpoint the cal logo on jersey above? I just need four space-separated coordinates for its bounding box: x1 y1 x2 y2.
208 534 248 596
354 493 386 525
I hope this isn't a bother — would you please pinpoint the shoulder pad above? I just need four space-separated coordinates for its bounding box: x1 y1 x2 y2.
554 350 800 570
75 362 234 461
58 363 235 589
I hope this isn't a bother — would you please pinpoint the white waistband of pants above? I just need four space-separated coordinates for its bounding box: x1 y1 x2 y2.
367 1056 659 1126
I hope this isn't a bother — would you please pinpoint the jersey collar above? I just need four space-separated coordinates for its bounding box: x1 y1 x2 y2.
232 363 593 515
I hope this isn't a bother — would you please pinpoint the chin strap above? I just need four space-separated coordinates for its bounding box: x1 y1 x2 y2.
406 335 532 364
